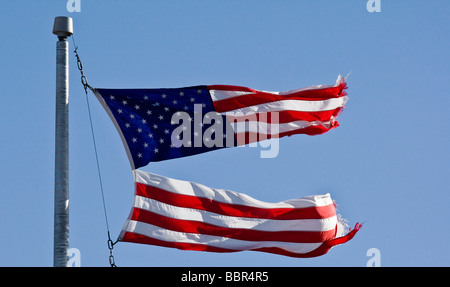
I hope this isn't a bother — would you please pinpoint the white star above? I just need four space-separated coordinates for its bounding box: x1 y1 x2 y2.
147 110 152 115
190 97 195 102
164 107 170 112
142 119 147 124
164 129 170 134
172 100 178 105
158 115 164 120
130 114 135 119
153 124 158 129
122 100 128 105
109 95 115 100
132 137 137 143
148 133 153 138
197 89 202 94
135 105 140 110
153 102 160 106
159 138 164 143
137 128 142 133
143 143 149 148
137 153 143 158
179 91 184 96
117 109 123 114
154 148 159 153
144 95 149 101
162 94 167 99
125 123 131 128
184 106 189 111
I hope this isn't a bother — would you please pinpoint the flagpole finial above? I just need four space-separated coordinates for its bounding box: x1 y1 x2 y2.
53 16 73 40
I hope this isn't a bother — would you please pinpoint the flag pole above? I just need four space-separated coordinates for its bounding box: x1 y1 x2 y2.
52 16 73 267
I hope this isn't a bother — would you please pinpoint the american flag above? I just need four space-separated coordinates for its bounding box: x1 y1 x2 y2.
118 169 361 258
94 76 348 169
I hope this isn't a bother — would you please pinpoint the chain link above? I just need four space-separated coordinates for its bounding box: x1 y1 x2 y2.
107 232 119 267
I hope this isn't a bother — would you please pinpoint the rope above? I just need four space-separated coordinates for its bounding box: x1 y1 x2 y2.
72 36 118 267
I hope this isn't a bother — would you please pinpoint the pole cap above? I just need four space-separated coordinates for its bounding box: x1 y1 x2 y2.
53 16 73 38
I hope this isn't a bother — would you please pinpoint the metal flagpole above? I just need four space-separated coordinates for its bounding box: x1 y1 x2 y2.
52 16 73 267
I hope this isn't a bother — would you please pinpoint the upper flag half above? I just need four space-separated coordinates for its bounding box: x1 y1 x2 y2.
119 169 361 258
94 77 348 169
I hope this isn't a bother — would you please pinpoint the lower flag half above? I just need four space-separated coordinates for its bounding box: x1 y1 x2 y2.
118 169 361 258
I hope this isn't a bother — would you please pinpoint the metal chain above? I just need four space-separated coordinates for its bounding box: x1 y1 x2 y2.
73 46 93 94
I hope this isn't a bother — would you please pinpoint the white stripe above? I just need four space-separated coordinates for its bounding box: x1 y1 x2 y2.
135 170 333 209
230 119 333 135
123 220 324 254
210 90 254 102
219 97 348 115
134 195 338 232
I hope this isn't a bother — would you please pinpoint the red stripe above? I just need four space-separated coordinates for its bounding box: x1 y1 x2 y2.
129 207 337 243
234 122 340 146
121 231 241 253
225 108 343 125
210 83 347 114
120 223 360 258
136 183 336 220
208 84 258 93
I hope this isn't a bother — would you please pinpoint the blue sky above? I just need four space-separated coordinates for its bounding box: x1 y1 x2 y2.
1 0 449 267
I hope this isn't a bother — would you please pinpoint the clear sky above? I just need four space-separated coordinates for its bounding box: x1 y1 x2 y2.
1 0 449 267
